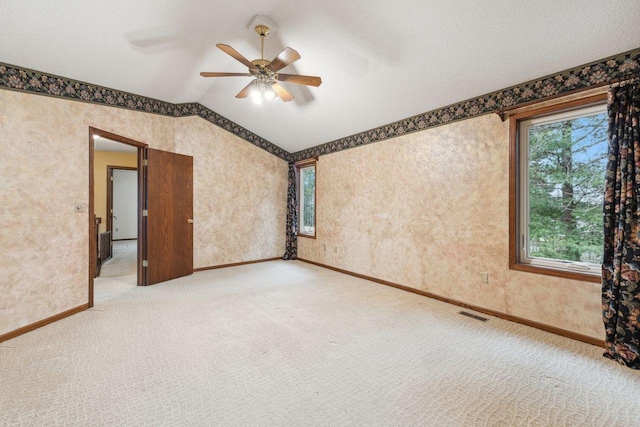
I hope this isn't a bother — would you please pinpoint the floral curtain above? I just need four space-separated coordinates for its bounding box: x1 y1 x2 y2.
283 163 298 260
602 81 640 369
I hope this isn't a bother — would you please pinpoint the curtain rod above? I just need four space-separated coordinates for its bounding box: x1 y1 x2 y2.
496 73 639 121
293 156 318 166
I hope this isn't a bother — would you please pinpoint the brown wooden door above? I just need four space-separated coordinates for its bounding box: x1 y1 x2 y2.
145 148 194 285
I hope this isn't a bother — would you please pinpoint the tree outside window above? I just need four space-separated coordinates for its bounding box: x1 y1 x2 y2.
511 96 608 280
296 161 316 237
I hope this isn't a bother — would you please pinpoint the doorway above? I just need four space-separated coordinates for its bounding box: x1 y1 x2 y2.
89 128 147 307
89 127 195 308
108 166 138 241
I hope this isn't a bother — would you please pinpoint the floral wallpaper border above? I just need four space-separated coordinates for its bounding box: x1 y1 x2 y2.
0 63 290 161
2 47 639 163
290 47 640 162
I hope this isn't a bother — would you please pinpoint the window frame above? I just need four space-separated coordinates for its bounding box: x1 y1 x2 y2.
509 93 607 283
295 158 317 239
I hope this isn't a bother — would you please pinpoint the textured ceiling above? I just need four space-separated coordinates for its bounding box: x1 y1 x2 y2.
1 0 640 153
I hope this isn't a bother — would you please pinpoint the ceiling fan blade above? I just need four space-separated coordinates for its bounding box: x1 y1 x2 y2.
236 81 256 99
200 72 253 78
276 74 322 87
267 47 301 72
216 44 256 69
271 82 294 102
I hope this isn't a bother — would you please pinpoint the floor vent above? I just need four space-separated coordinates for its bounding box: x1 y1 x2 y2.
459 311 489 322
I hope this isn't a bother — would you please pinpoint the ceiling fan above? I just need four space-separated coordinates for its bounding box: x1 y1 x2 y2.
200 25 322 103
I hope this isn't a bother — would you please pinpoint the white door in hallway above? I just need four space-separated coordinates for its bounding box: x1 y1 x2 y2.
112 169 138 240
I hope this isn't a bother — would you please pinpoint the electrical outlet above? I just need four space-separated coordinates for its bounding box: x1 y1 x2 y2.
323 244 327 251
333 246 338 254
481 272 489 284
74 203 86 213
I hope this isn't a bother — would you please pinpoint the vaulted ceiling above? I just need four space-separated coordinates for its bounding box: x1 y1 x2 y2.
2 0 640 153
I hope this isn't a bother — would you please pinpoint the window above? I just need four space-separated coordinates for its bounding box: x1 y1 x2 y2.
296 159 316 238
510 94 608 281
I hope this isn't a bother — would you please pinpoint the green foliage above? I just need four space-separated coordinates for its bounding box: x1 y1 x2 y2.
527 112 607 263
302 168 315 229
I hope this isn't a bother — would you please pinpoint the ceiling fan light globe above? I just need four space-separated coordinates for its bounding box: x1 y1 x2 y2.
264 87 276 101
252 96 263 105
250 87 262 99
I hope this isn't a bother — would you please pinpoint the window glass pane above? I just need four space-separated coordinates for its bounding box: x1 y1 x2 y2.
300 166 315 235
526 108 607 264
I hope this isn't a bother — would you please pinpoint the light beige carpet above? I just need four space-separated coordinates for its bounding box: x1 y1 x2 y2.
1 260 639 426
99 240 137 277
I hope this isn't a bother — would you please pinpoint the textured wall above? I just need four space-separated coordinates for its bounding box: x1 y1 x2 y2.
0 90 175 336
93 151 138 234
0 89 286 337
175 116 287 268
298 114 603 339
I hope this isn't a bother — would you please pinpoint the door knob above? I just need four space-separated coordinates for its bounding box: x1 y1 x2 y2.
187 219 194 224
